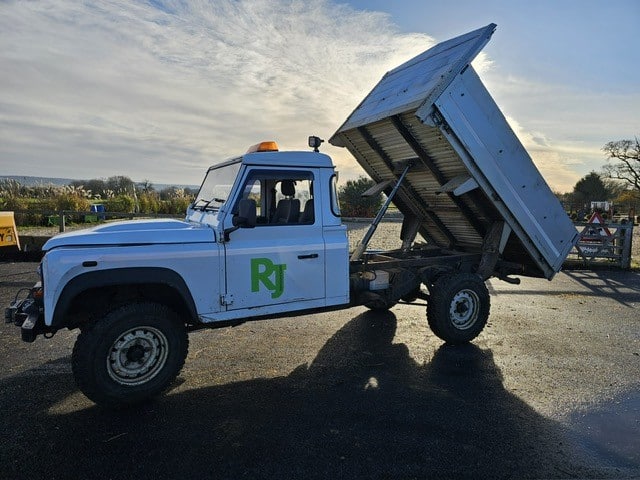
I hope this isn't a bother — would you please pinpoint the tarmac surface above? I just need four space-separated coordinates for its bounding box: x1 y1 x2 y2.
1 262 639 479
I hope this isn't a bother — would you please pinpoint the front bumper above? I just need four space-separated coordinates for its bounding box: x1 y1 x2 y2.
5 283 49 342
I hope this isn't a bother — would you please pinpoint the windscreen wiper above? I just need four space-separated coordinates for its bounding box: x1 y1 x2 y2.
193 198 225 211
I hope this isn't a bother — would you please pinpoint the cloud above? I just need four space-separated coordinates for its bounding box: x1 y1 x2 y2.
3 1 635 194
0 0 433 184
483 72 640 192
471 52 494 75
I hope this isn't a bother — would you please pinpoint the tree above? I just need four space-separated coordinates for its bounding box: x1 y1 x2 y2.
338 176 383 218
106 176 136 196
138 179 155 194
572 172 611 209
603 178 626 199
613 189 640 213
602 137 640 191
70 178 107 199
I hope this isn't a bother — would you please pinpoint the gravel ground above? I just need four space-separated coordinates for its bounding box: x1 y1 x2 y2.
1 262 639 479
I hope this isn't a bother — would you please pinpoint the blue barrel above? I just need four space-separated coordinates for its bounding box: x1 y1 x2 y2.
90 204 106 220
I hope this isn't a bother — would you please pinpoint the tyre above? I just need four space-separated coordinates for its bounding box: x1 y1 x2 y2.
72 302 188 407
427 273 490 344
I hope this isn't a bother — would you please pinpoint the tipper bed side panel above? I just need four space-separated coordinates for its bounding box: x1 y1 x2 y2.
432 68 578 273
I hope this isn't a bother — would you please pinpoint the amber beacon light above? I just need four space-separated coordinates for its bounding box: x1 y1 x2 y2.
246 141 279 153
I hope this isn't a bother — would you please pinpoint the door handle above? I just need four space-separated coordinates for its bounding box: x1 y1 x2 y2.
297 253 319 259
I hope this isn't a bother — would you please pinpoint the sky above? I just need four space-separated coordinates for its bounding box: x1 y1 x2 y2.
1 0 638 193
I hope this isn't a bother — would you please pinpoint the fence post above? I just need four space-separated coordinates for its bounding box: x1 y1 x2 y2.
620 221 633 269
58 210 65 233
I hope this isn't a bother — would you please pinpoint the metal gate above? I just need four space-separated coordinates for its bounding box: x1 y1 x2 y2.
567 220 634 269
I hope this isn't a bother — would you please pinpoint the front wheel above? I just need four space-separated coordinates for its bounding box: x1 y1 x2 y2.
72 302 188 407
427 273 490 344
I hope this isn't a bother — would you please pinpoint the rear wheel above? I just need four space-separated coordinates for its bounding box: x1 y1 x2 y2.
72 302 188 407
427 273 490 344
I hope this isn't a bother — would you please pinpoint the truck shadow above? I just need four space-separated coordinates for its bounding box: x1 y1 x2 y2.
562 270 640 307
488 270 640 307
0 312 607 479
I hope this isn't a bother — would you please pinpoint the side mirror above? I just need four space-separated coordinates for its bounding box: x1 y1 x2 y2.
224 199 256 241
233 198 257 228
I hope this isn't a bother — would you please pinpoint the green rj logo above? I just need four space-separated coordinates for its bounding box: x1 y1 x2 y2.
251 258 287 299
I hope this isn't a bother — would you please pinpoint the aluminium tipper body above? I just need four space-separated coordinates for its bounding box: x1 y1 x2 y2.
330 24 577 279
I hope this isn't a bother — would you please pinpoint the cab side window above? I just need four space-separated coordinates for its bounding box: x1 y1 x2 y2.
272 178 314 225
236 171 315 226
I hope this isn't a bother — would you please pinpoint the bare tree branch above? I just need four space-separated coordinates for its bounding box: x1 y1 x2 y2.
602 137 640 191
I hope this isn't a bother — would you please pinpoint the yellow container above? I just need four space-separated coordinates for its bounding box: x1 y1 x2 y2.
0 212 20 249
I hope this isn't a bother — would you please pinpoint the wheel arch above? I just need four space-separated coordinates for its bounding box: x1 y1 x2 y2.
52 267 199 329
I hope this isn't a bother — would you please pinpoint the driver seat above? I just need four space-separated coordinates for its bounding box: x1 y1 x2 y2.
272 180 300 224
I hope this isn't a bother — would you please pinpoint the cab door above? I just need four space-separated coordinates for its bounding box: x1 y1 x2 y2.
223 169 325 311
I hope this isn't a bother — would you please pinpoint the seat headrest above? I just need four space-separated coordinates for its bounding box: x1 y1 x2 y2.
281 180 295 196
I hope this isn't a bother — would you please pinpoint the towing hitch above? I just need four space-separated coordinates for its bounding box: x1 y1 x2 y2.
19 312 42 342
5 297 29 326
6 296 48 343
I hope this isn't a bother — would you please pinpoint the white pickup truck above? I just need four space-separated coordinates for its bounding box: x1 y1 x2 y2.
6 24 578 407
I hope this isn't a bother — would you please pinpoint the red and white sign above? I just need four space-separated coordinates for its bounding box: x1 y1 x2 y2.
584 212 612 239
578 212 613 256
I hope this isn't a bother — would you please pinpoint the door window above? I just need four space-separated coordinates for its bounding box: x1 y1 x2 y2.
234 170 315 225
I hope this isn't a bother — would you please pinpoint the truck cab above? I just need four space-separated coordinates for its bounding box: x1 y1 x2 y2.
186 141 349 319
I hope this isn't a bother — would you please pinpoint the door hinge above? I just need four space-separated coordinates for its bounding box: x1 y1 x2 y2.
220 294 234 306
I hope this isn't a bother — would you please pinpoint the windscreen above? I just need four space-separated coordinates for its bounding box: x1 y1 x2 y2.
192 159 242 211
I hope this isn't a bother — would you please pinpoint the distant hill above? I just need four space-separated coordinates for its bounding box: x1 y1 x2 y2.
2 175 74 187
1 175 199 191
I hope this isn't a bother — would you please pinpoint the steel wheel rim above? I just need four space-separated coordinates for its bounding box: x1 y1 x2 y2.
449 289 480 330
107 326 169 386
